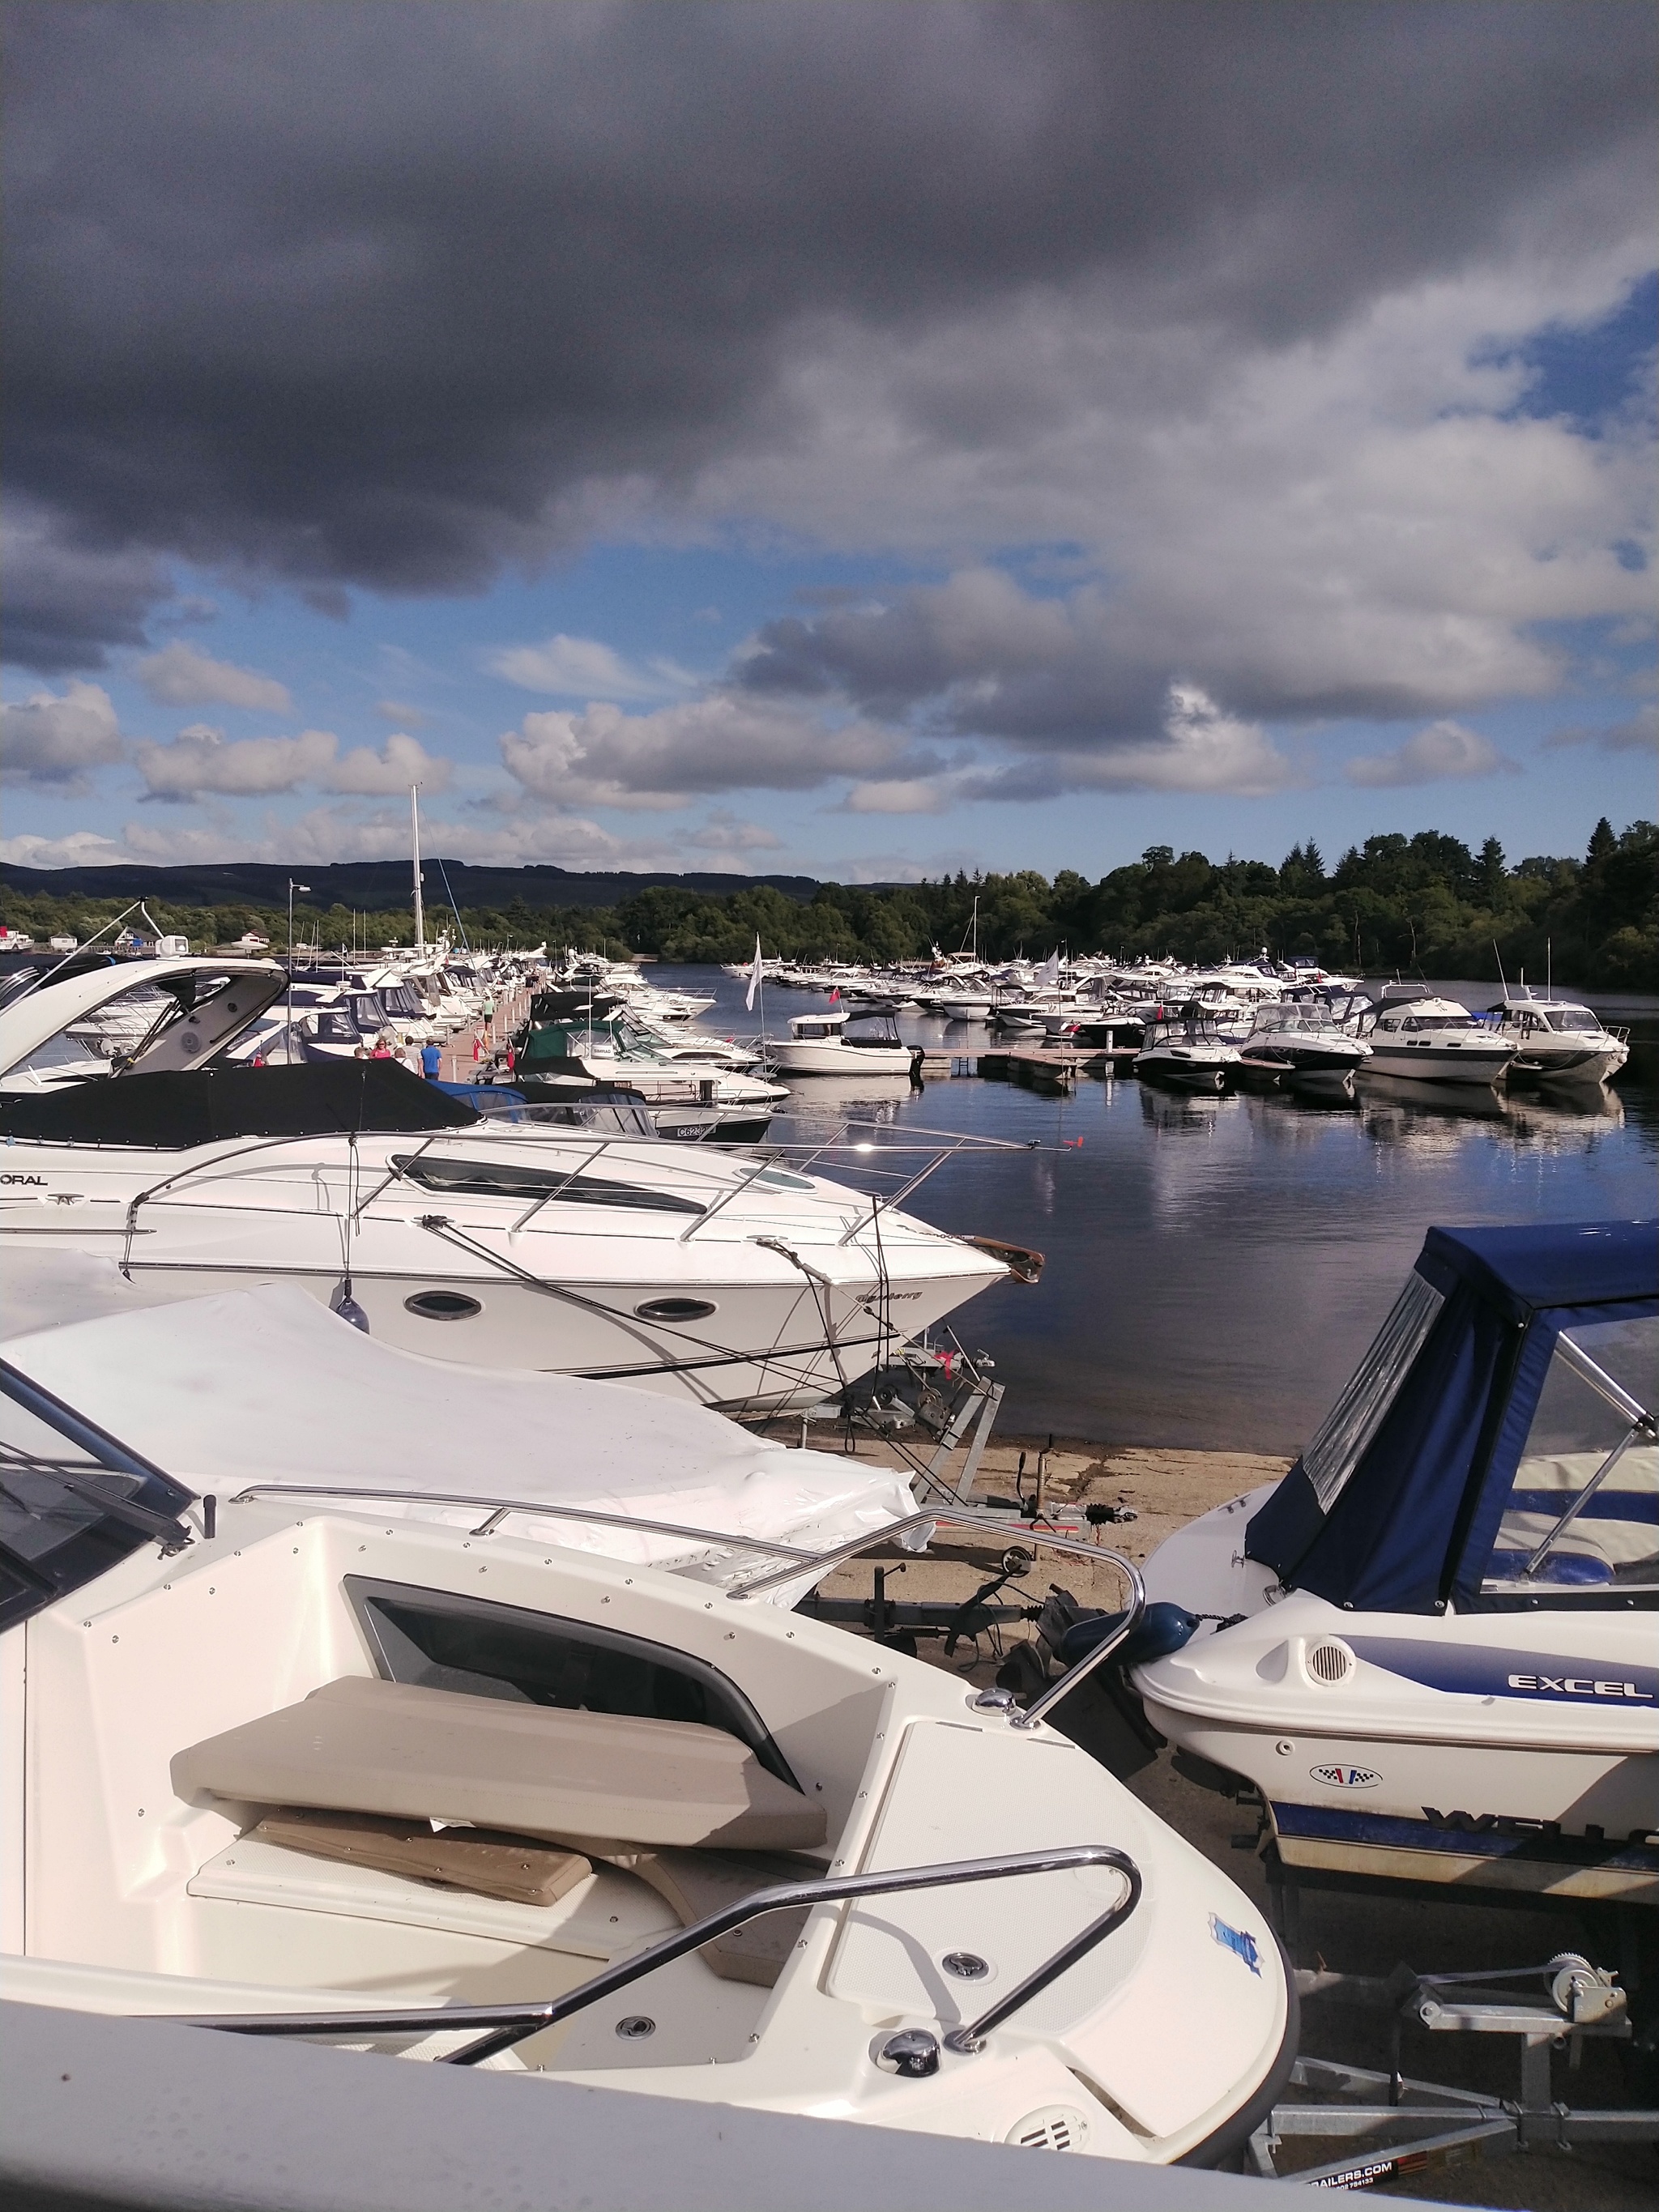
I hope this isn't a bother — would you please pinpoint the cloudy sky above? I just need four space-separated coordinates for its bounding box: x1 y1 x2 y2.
3 2 1653 883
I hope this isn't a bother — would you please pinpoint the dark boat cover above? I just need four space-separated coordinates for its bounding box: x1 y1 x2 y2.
1246 1219 1657 1613
0 1061 480 1147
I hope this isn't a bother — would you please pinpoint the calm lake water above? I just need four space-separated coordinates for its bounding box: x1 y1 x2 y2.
655 966 1658 1456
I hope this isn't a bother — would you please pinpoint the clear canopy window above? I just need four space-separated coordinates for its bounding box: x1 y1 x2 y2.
1299 1271 1447 1511
1482 1315 1658 1595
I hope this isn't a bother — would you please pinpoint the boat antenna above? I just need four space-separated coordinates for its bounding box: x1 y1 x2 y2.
1546 937 1552 1000
410 784 425 953
1492 937 1508 996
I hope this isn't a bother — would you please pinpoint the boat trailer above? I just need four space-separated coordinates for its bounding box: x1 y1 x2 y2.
1252 1952 1657 2189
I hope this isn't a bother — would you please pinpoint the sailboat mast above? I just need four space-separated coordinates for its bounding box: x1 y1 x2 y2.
410 785 425 953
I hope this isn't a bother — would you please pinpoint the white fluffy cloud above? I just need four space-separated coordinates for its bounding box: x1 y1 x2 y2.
0 827 127 867
486 633 693 701
0 680 123 786
133 725 453 800
134 639 293 712
499 694 906 810
682 812 785 854
1346 718 1518 787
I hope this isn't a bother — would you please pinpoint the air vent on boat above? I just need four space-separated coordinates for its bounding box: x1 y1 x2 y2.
1005 2104 1090 2151
633 1297 718 1322
1306 1640 1354 1686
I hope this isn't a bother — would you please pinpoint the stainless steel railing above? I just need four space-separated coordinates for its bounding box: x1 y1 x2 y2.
726 1506 1145 1731
168 1843 1141 2067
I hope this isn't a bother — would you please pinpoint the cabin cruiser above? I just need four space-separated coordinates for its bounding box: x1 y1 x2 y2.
513 1016 786 1124
1239 1005 1371 1097
0 1058 1009 1416
1133 1011 1241 1094
767 1012 919 1080
1359 991 1517 1089
0 1352 1294 2165
1124 1221 1657 1910
1485 995 1631 1089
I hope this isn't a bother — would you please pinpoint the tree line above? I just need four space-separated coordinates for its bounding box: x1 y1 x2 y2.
3 817 1653 989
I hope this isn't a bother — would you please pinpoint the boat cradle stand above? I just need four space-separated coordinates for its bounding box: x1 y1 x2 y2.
1247 1954 1658 2189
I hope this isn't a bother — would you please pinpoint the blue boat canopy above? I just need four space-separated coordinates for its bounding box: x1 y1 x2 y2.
1246 1220 1657 1613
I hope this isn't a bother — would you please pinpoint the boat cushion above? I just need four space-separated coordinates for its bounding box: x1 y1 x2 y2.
172 1676 826 1851
248 1808 594 1907
582 1843 813 1986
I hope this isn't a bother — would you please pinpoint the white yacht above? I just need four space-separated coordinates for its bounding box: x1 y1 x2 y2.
513 1015 786 1125
767 1012 918 1080
0 961 1011 1416
1360 991 1517 1089
0 1352 1296 2165
1484 995 1631 1088
1240 1005 1371 1097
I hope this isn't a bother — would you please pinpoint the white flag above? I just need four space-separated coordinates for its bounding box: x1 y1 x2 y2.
744 933 763 1011
1038 950 1062 988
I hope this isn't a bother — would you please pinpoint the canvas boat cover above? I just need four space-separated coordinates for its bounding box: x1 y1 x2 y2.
1245 1219 1657 1613
0 1259 919 1582
0 1060 479 1145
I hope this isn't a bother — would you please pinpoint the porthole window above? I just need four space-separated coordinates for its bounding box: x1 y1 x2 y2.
403 1289 483 1322
633 1296 717 1323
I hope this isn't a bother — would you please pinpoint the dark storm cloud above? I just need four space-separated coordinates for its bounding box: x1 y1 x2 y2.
4 0 1654 671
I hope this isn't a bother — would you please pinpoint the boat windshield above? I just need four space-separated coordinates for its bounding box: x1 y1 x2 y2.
390 1153 705 1213
0 1364 195 1631
1393 1014 1475 1033
1481 1315 1658 1596
1537 1006 1600 1033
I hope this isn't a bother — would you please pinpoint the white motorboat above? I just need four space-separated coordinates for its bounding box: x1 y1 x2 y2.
0 1059 1009 1416
1359 990 1517 1089
1120 1220 1657 1910
767 1012 919 1080
1133 1012 1241 1094
1239 1005 1371 1097
513 1015 787 1126
1484 994 1631 1089
0 1352 1295 2166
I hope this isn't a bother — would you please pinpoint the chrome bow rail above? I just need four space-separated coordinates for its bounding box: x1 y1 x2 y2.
726 1506 1145 1732
169 1843 1140 2067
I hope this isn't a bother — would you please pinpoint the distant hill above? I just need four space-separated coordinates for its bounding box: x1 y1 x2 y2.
0 859 824 912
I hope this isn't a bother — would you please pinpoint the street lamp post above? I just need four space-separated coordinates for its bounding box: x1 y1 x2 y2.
287 880 310 1055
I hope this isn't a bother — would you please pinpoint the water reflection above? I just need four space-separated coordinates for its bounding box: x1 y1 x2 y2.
671 968 1656 1453
774 1072 917 1124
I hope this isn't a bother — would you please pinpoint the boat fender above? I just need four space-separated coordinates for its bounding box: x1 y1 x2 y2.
1057 1601 1202 1670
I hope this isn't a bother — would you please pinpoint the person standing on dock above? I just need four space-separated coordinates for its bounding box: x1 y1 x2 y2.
420 1039 442 1081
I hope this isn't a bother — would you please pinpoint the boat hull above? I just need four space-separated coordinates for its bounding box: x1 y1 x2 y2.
767 1041 916 1077
1133 1495 1659 1907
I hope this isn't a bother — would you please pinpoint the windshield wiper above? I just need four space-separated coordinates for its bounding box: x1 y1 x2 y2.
0 1451 194 1554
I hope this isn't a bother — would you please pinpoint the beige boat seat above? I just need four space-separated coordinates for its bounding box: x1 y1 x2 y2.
172 1676 827 1853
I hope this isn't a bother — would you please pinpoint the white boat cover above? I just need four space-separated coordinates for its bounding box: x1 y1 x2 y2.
0 1252 919 1593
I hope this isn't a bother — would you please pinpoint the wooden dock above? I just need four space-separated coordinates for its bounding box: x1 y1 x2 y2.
919 1045 1141 1088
